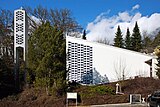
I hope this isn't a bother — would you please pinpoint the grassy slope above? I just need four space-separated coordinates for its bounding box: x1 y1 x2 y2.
0 77 160 107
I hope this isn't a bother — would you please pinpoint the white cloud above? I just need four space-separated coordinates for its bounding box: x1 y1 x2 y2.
132 4 140 11
118 11 132 22
131 12 142 22
86 7 160 44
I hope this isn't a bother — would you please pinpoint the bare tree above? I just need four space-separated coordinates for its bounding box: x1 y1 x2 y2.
0 9 13 39
25 6 49 35
95 37 110 45
50 8 82 32
25 6 82 35
114 58 129 81
26 6 49 23
0 9 13 57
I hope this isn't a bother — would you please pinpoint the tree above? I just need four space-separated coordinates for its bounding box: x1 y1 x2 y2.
131 22 142 52
96 37 110 45
82 30 86 40
0 9 14 86
0 9 13 57
26 6 81 35
25 6 50 35
154 46 160 79
124 28 131 50
114 26 124 48
28 22 66 96
26 5 49 23
152 32 160 47
50 8 81 33
142 31 152 48
114 59 128 81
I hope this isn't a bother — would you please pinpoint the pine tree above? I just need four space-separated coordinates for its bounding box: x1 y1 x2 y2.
82 30 86 40
142 36 152 49
28 22 66 96
152 32 160 47
114 26 124 48
131 22 142 52
124 28 131 50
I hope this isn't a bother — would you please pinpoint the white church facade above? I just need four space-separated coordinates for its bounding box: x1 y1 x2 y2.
66 36 157 85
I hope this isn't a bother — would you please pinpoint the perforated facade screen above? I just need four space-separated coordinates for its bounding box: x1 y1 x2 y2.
68 41 93 84
14 10 25 46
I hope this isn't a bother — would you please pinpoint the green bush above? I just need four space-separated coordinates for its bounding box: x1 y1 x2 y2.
89 85 115 95
80 85 115 98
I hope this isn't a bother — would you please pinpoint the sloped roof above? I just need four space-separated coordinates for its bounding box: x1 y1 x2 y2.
67 36 154 58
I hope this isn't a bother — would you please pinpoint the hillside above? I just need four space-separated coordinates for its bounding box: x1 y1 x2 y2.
74 77 160 106
0 77 160 107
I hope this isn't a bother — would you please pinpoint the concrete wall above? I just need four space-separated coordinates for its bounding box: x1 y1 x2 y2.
66 36 155 83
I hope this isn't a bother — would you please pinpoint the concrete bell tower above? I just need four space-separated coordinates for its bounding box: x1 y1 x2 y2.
14 7 28 88
14 7 28 63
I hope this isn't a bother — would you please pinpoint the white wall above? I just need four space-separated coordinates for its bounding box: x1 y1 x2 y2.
93 44 152 82
66 36 154 82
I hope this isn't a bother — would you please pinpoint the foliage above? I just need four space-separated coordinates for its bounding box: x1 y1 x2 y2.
89 85 115 95
130 22 142 52
142 34 152 49
154 46 160 57
0 56 14 85
67 81 81 91
80 85 115 98
0 9 14 85
124 28 131 50
152 32 160 48
0 7 80 97
28 22 66 96
114 26 124 48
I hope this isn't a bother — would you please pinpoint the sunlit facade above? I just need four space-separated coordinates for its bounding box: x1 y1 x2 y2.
66 36 157 84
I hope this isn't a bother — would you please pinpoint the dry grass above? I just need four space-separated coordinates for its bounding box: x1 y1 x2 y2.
0 77 159 107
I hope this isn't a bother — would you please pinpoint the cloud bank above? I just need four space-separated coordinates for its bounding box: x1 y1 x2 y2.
86 4 160 43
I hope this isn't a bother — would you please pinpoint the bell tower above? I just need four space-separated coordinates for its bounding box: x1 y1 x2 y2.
14 7 28 62
14 7 28 88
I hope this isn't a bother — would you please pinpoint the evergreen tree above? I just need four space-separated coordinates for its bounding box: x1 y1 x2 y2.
142 36 152 49
131 22 142 52
82 30 86 40
152 32 160 47
28 22 66 96
124 28 131 49
0 9 14 86
114 26 124 48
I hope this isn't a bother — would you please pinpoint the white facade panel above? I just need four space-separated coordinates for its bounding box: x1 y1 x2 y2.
66 36 155 84
152 58 158 78
93 43 152 82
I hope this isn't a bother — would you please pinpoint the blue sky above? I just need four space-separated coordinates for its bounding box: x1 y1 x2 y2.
0 0 159 28
1 0 160 41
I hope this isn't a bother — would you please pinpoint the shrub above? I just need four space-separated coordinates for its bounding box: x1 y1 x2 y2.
89 85 115 95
